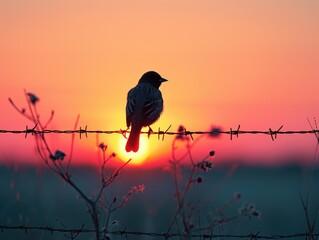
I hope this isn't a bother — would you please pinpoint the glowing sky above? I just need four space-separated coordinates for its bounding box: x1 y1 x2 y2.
1 0 318 167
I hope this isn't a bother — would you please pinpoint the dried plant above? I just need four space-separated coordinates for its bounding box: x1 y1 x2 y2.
9 90 143 240
166 125 260 239
165 125 217 239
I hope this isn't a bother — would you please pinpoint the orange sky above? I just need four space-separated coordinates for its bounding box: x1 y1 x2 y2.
1 0 318 167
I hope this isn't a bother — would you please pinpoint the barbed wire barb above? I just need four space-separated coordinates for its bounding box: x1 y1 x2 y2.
158 124 172 141
235 124 241 138
269 125 284 141
307 117 319 144
79 125 88 139
229 125 241 140
24 124 37 138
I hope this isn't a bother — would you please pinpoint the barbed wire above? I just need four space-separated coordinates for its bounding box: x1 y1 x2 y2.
0 225 318 239
0 124 319 141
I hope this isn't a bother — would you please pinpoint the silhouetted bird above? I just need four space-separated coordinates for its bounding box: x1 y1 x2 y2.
125 71 168 152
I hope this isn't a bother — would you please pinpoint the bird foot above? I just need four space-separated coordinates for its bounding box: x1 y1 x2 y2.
147 126 153 138
120 127 130 139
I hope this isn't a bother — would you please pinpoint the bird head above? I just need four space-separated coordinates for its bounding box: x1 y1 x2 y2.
139 71 168 88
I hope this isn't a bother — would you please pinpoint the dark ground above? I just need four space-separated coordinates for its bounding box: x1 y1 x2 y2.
0 163 318 240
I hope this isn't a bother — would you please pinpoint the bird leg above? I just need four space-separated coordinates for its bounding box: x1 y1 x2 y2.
120 127 130 139
147 126 154 139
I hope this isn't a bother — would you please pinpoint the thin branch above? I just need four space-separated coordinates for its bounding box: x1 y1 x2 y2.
68 114 80 172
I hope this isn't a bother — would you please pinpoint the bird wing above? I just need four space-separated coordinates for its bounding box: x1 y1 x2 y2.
143 97 163 125
126 84 163 128
126 88 136 128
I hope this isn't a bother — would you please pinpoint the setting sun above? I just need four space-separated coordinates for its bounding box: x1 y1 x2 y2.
117 134 149 165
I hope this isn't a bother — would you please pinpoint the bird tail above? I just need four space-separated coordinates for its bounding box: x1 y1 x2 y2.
125 125 142 152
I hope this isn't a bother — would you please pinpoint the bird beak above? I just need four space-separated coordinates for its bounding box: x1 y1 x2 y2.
160 78 168 83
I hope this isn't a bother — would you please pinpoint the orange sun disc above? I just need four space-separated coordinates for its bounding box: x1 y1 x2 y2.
117 134 149 165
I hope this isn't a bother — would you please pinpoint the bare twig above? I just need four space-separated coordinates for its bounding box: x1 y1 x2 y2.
8 91 135 240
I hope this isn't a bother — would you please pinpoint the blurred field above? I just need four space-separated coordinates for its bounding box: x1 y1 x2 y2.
0 163 318 240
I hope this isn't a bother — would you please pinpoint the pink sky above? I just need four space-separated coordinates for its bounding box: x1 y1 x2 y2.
0 0 318 167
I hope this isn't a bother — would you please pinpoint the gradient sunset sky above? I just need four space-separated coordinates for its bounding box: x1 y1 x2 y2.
1 0 318 167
